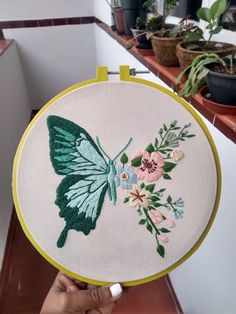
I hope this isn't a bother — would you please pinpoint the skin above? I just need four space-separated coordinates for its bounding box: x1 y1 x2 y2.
40 272 122 314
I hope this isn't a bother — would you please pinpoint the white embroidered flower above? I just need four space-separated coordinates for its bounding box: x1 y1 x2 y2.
170 148 184 162
127 184 150 208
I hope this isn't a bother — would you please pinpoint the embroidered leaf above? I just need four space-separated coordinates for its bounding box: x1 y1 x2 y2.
146 222 153 234
163 124 167 131
120 153 128 165
158 188 166 193
157 245 165 258
145 184 155 193
139 219 146 225
145 143 155 153
124 197 129 204
163 162 177 173
152 202 162 208
150 195 159 202
154 138 159 148
131 156 142 167
159 228 170 233
140 182 145 189
167 195 172 203
163 173 171 180
186 134 196 138
55 174 108 247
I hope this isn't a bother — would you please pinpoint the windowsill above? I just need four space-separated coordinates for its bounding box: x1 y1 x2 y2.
96 19 236 144
0 40 13 56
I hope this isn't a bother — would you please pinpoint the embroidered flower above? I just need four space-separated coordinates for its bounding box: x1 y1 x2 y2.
175 197 184 207
149 210 163 225
127 184 150 208
158 234 169 243
164 218 175 228
133 151 164 182
170 148 184 162
115 166 137 189
166 132 179 147
174 209 184 220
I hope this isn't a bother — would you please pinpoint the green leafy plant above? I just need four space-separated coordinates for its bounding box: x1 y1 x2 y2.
176 53 235 97
184 0 228 49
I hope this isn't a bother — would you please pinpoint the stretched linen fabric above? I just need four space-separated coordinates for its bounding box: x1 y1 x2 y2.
12 72 220 286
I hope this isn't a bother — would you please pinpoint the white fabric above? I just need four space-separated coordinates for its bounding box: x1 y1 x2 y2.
15 81 218 283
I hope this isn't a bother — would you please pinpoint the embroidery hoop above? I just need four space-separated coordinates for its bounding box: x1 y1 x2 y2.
12 66 221 286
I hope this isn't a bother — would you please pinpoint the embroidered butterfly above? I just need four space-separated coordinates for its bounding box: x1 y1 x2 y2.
47 115 132 248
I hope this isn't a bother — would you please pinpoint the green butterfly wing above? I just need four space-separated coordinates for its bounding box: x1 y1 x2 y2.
47 115 108 247
47 115 107 176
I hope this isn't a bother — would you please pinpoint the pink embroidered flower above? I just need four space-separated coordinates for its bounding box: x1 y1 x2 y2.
164 218 176 228
158 234 169 243
149 210 163 225
133 151 164 182
127 184 150 208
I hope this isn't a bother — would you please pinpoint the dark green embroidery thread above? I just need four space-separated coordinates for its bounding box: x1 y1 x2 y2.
47 115 132 247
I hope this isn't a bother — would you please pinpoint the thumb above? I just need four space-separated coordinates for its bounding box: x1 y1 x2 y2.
65 283 123 311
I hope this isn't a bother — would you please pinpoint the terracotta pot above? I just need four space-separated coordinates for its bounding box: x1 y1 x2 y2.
176 41 236 72
200 86 236 115
113 7 125 34
151 35 182 66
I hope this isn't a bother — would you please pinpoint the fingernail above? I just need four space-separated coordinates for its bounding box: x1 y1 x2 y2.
110 283 123 298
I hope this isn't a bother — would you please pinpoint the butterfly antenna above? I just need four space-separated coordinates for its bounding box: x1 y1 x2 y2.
96 137 111 160
113 138 132 161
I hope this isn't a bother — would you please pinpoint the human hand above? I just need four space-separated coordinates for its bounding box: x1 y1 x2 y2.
40 272 123 314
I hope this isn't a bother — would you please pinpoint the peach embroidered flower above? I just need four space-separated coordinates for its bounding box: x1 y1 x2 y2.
133 151 164 182
149 210 163 225
158 234 169 243
164 218 176 228
170 148 184 162
127 184 150 208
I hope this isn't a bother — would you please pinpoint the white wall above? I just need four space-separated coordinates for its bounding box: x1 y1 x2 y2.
0 0 94 20
94 21 236 314
4 25 97 109
0 42 31 266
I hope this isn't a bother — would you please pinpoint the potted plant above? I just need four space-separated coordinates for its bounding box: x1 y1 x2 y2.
176 53 236 107
151 16 202 66
127 0 182 62
105 0 125 34
176 0 236 71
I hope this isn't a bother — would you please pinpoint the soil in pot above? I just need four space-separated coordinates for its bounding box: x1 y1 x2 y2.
206 62 236 106
176 41 236 71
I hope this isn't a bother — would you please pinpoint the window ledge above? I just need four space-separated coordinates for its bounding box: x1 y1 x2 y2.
0 40 13 56
96 19 236 144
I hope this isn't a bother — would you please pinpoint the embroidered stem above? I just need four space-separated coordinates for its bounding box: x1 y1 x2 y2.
143 207 161 237
113 138 132 161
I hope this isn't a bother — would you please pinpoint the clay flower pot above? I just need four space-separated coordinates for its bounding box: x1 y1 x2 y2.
176 41 236 71
151 35 182 67
200 86 236 115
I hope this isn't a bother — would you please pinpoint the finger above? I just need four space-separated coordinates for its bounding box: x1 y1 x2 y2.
55 272 80 293
65 283 123 311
